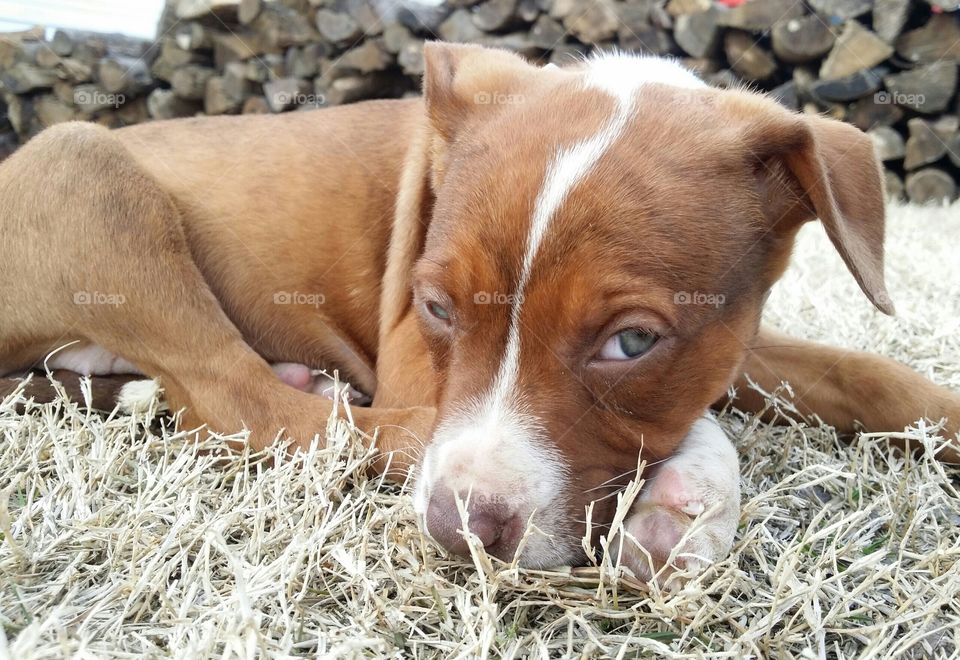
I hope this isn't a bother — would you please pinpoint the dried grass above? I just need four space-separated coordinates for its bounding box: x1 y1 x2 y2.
2 202 959 658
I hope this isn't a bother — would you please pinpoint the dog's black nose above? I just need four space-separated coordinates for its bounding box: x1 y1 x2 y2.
425 486 520 559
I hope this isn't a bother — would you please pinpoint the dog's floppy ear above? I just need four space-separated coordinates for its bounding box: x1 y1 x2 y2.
422 41 535 142
747 108 894 315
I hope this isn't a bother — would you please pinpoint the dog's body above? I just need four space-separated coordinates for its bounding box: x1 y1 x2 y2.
2 44 958 575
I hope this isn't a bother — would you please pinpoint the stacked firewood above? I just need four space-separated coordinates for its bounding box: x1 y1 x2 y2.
1 0 958 203
0 25 158 148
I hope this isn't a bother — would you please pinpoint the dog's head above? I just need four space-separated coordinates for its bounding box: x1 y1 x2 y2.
403 43 891 567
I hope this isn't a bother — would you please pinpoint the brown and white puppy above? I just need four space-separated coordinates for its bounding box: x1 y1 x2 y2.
1 43 957 577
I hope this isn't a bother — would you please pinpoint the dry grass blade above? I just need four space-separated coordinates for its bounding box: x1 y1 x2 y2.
2 202 960 658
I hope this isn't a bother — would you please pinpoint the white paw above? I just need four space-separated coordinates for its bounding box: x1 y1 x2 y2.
117 378 168 414
618 415 740 585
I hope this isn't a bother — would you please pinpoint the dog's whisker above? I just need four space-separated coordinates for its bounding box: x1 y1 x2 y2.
579 456 672 497
582 459 668 496
583 468 641 493
589 487 631 505
370 424 428 450
582 482 630 494
575 520 613 529
379 448 423 463
596 468 638 485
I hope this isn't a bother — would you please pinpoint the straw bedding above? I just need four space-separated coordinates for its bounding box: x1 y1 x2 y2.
2 202 959 658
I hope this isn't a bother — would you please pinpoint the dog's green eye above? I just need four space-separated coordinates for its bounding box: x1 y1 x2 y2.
426 301 450 322
598 329 659 361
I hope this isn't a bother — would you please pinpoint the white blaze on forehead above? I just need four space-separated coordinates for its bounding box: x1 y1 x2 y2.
492 54 706 408
585 53 706 101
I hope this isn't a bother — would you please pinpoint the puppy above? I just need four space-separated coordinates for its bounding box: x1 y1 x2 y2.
1 43 957 577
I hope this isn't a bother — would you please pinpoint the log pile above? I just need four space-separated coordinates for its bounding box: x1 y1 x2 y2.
1 0 958 203
0 26 158 144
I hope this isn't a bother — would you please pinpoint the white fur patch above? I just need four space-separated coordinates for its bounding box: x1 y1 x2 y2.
585 52 706 101
45 343 141 376
620 413 741 582
648 414 740 504
118 379 167 414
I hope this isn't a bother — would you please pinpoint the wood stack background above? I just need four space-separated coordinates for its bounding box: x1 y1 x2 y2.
1 0 958 203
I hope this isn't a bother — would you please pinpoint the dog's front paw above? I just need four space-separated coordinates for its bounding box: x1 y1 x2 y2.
618 416 740 585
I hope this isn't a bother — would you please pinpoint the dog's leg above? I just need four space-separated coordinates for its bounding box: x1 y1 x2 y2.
0 122 432 469
725 326 960 462
0 123 331 449
618 415 740 584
